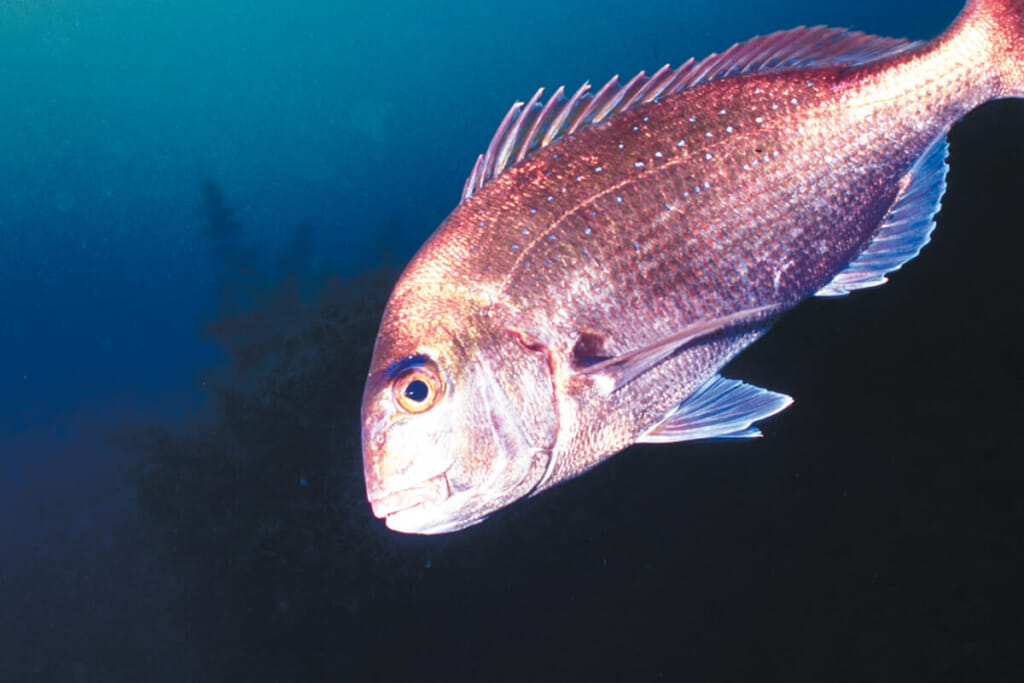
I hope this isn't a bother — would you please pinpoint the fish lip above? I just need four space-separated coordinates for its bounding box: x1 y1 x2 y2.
385 506 486 535
368 473 451 519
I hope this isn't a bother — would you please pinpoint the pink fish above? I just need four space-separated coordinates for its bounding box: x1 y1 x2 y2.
362 0 1024 533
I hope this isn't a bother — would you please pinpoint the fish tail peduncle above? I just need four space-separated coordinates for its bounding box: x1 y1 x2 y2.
953 0 1024 97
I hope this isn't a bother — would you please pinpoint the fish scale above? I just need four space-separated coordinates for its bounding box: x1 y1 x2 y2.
498 73 893 338
362 0 1024 534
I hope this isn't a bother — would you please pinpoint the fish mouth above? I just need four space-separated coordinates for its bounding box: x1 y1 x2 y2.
368 473 452 520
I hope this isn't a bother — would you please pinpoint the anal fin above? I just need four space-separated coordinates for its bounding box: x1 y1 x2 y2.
637 375 793 444
817 136 949 296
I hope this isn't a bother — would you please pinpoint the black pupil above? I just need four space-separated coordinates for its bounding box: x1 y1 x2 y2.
404 379 429 403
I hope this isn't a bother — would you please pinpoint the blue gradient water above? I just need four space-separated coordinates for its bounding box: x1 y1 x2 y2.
6 1 1018 681
0 0 959 480
0 0 959 432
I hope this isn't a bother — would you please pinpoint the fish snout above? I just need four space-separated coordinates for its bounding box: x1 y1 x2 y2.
361 413 454 520
361 416 391 498
361 415 411 501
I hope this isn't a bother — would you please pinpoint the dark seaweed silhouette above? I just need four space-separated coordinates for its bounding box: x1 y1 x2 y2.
114 181 404 680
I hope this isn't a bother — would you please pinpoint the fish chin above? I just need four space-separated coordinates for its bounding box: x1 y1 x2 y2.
379 447 552 535
383 498 487 535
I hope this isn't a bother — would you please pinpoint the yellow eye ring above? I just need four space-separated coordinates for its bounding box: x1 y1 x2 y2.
393 367 442 414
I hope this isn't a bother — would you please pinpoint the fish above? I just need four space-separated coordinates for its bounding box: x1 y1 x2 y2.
361 0 1024 534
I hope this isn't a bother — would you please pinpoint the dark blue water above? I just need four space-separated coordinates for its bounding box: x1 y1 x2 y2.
6 1 1023 681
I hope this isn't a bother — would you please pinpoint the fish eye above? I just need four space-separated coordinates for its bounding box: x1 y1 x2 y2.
393 366 442 414
404 379 429 402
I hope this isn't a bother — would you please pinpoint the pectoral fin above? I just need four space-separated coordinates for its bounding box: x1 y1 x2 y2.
637 374 793 444
579 305 778 393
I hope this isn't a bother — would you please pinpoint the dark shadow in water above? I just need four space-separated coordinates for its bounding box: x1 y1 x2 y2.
111 181 400 681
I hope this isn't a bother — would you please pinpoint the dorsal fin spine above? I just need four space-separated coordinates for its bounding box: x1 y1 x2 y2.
462 155 484 201
572 75 620 131
494 101 526 178
525 86 564 156
616 71 652 111
460 26 923 200
631 63 672 105
693 52 726 81
499 88 542 171
511 88 547 165
544 82 591 147
660 57 695 95
482 103 518 179
564 88 595 136
595 71 642 123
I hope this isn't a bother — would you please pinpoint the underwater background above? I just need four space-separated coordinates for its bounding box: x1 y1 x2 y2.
3 0 1022 680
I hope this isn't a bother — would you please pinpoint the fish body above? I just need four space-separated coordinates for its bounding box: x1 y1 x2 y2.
362 0 1024 533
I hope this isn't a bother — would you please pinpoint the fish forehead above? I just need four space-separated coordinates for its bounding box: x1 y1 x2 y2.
369 234 504 360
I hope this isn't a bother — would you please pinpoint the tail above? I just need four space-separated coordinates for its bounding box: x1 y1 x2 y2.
951 0 1024 97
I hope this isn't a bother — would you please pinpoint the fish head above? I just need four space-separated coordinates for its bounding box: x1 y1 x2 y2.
361 282 557 534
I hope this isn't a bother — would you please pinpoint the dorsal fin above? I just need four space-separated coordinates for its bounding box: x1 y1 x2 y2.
461 26 921 200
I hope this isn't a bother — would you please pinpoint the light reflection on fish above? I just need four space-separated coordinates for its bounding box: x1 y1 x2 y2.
361 0 1024 534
